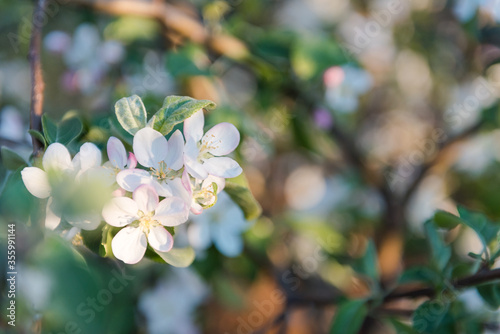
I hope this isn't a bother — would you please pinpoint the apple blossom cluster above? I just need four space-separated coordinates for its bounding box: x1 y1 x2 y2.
21 107 243 265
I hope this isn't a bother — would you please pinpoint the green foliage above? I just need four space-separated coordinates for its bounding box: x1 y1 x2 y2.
152 246 196 267
433 210 463 229
148 95 216 135
1 146 28 170
425 220 451 272
329 299 368 334
114 95 148 135
224 173 262 221
42 114 83 145
353 240 379 284
412 300 449 333
477 283 500 309
28 129 46 148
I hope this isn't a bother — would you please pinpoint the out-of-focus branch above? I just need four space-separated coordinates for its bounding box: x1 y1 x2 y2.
69 0 249 59
401 120 485 206
384 267 500 302
29 0 47 156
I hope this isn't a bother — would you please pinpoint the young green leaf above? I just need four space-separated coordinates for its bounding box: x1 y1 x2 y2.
148 96 216 135
115 95 148 135
354 240 379 283
224 175 262 221
1 146 28 170
477 283 500 308
433 210 463 229
329 299 368 334
153 247 196 267
425 221 451 271
28 129 46 148
42 115 83 145
412 300 449 333
457 206 500 253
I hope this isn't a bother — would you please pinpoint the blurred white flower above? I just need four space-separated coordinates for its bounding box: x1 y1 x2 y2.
138 268 208 334
18 265 52 311
188 191 248 257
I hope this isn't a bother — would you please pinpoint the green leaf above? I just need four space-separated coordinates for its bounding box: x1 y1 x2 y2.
355 240 379 282
114 95 147 135
1 146 28 170
425 220 451 271
42 115 83 145
224 174 262 221
433 210 463 229
28 129 46 148
390 319 420 334
399 266 441 285
457 206 500 253
154 247 196 267
148 96 216 136
329 299 368 334
412 300 449 333
477 283 500 308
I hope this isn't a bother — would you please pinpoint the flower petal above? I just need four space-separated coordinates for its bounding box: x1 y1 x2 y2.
42 143 72 172
153 197 188 226
127 152 137 169
21 167 51 198
102 197 139 227
78 143 102 172
112 226 147 264
183 109 204 142
45 198 61 230
107 136 127 169
165 130 184 170
202 122 240 156
203 157 242 178
201 175 225 194
147 226 173 252
133 127 168 168
133 184 159 213
66 212 102 231
116 168 151 192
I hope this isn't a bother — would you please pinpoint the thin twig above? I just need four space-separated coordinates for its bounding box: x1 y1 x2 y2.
29 0 47 156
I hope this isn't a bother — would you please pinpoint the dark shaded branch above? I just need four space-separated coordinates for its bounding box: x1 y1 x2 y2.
384 267 500 302
28 0 47 156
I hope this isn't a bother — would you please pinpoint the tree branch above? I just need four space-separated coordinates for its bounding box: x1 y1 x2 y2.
29 0 47 156
384 267 500 302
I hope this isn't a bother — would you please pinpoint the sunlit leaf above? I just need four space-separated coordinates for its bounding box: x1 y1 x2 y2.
115 95 148 135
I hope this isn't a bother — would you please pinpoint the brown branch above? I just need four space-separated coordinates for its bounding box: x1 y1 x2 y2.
384 267 500 302
29 0 47 156
69 0 248 59
401 120 484 206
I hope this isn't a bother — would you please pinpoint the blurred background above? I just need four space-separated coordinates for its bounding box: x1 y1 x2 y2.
1 0 500 333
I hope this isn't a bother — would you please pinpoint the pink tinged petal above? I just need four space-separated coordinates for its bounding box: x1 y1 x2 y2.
203 157 242 178
202 175 225 193
202 122 240 156
112 226 147 264
147 226 173 252
116 169 152 192
165 130 184 170
191 202 203 215
153 197 189 226
112 188 127 197
78 143 102 172
45 198 61 230
133 184 159 213
181 169 192 195
107 136 127 169
127 152 137 169
183 109 204 142
102 197 139 227
42 143 72 172
66 212 102 231
21 167 51 198
133 127 168 168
